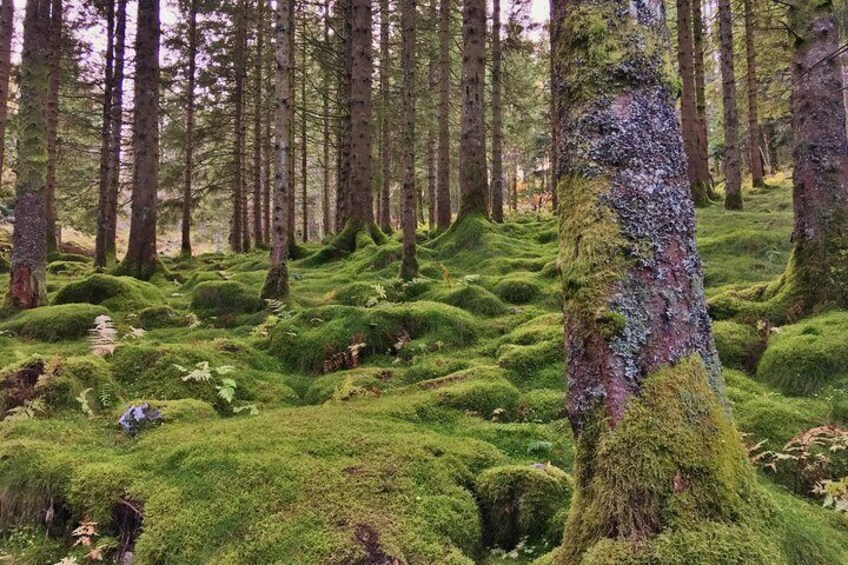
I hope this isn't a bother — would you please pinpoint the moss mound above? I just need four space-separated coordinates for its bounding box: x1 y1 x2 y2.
494 276 543 304
0 303 109 341
136 305 194 329
477 464 572 549
181 271 226 290
52 274 165 312
713 320 763 372
756 312 848 396
435 284 508 317
431 368 520 420
517 389 567 423
268 302 483 373
190 280 265 318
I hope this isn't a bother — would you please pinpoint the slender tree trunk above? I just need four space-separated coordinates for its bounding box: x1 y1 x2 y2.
458 0 488 220
436 0 451 229
300 26 308 242
44 0 61 253
103 0 126 266
744 0 764 187
763 121 778 174
287 8 296 249
230 2 247 252
549 0 558 213
378 0 392 233
718 0 742 210
400 0 418 279
490 0 504 222
348 0 374 228
335 0 352 232
692 0 713 198
677 0 710 206
262 0 292 300
322 0 332 237
7 0 49 309
116 0 159 280
263 0 273 245
181 0 198 257
552 4 756 562
427 2 437 230
95 0 115 268
0 0 14 182
510 162 517 212
252 0 265 247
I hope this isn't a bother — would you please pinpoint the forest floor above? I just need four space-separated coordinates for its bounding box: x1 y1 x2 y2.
1 175 848 564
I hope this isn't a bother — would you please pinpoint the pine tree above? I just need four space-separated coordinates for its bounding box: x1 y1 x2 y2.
458 0 488 220
718 0 743 210
400 0 418 280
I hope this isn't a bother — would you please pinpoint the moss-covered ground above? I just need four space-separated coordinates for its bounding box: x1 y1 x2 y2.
1 177 847 563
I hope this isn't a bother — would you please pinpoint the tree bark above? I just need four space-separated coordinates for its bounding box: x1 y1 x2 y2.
300 19 308 242
8 0 50 309
400 0 418 280
262 0 292 300
549 0 558 213
45 0 61 253
252 0 265 247
677 0 710 206
348 0 374 228
692 0 713 198
95 0 115 268
378 0 392 233
436 0 451 229
181 0 198 257
552 3 756 561
322 0 332 237
427 2 437 230
744 0 765 188
458 0 488 220
335 0 352 232
230 0 248 252
116 0 160 280
0 0 12 184
490 0 504 222
718 0 742 210
106 0 126 264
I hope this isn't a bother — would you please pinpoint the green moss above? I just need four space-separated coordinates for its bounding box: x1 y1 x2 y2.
433 369 520 419
494 276 543 304
498 341 562 379
713 320 762 371
136 305 194 329
303 369 385 405
191 280 265 318
52 274 165 312
0 304 109 341
39 356 116 413
734 395 826 446
0 253 9 273
517 390 567 423
181 271 226 290
47 252 90 264
150 398 218 423
436 285 509 317
476 464 572 549
46 260 91 276
756 311 848 396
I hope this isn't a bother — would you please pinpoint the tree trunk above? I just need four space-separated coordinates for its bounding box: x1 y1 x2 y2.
287 11 296 249
95 0 115 268
252 0 265 247
181 0 198 257
718 0 742 210
322 0 332 237
427 2 437 230
400 0 418 280
692 0 713 198
44 0 61 253
263 0 273 245
552 3 758 562
300 21 308 243
490 0 503 222
0 0 13 183
549 0 557 213
348 0 374 228
262 0 292 300
744 0 764 188
436 0 452 229
7 0 49 309
116 0 159 280
335 0 352 232
458 0 488 220
230 0 247 253
378 0 392 233
677 0 710 206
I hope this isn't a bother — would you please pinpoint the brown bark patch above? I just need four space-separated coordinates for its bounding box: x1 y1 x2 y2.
0 360 45 415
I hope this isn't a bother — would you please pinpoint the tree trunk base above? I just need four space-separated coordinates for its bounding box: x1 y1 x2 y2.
300 221 386 267
6 265 47 310
260 263 289 300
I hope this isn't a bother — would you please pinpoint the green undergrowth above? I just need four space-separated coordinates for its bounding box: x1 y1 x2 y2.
52 274 166 312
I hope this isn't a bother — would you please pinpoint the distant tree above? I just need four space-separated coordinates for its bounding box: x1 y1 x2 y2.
718 0 743 210
490 0 504 222
435 0 451 229
321 0 332 237
181 0 199 257
230 0 248 252
0 0 12 180
45 0 62 253
744 0 765 188
252 0 265 247
116 0 161 280
400 0 418 280
378 0 392 233
458 0 488 220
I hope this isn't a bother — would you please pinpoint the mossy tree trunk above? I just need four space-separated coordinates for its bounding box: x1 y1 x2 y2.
399 0 418 281
262 0 293 300
676 0 710 207
116 0 160 281
552 2 756 562
744 0 765 188
44 0 61 253
779 0 848 313
8 0 50 310
180 0 198 257
458 0 488 221
718 0 743 210
0 0 12 181
490 0 504 223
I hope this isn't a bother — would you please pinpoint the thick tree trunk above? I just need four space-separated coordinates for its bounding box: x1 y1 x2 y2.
95 0 115 268
718 0 742 210
552 3 758 562
490 0 504 222
252 0 265 247
378 0 392 233
335 0 352 232
436 0 452 229
0 0 11 180
744 0 764 188
677 0 710 206
692 0 713 198
8 0 49 309
230 0 247 253
458 0 488 220
181 0 198 257
45 0 61 253
399 0 418 280
116 0 159 280
348 0 374 228
262 0 292 300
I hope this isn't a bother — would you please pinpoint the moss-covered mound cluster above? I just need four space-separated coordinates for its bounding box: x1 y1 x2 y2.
1 181 847 564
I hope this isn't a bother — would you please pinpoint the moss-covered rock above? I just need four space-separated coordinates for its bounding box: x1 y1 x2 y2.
713 320 763 372
0 303 109 341
52 274 165 311
191 280 265 318
136 305 194 329
494 276 543 304
476 464 572 549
